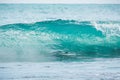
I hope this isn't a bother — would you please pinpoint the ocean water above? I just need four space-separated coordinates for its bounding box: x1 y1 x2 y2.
0 4 120 80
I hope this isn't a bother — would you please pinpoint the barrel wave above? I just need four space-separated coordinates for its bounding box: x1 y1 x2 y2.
0 19 120 61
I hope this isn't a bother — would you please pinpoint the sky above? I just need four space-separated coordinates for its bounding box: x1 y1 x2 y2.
0 0 120 4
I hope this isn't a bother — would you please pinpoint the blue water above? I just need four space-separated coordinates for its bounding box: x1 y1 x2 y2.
0 4 120 62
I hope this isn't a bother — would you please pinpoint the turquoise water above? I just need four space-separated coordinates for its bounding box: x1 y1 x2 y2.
0 4 120 80
0 4 120 62
0 20 120 62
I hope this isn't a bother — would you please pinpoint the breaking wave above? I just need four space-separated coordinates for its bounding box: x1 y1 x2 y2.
0 19 120 61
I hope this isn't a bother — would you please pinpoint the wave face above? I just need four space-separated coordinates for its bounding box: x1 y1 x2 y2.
0 20 120 62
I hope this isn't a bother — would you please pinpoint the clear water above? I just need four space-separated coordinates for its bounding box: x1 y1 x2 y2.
0 4 120 80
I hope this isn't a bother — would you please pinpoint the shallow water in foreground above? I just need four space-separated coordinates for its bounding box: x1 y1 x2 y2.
0 58 120 80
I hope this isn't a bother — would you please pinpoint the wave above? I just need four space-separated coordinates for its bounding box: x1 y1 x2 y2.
0 19 120 61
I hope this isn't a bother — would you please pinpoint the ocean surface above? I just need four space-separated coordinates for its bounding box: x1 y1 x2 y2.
0 4 120 80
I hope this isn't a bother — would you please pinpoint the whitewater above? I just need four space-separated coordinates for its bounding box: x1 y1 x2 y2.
0 4 120 80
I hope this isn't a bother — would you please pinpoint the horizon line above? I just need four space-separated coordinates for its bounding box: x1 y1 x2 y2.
0 3 120 4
